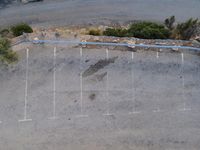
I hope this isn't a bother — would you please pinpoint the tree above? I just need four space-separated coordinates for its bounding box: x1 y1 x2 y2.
0 37 18 63
175 18 199 40
165 16 175 30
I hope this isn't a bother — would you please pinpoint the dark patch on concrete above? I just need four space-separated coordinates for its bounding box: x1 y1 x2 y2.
89 93 96 101
89 72 107 83
85 59 90 63
82 57 118 77
95 72 107 81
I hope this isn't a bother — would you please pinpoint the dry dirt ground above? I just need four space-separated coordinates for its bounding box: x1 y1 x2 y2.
0 43 200 150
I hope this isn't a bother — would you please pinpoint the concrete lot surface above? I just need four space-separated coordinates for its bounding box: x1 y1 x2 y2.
0 45 200 150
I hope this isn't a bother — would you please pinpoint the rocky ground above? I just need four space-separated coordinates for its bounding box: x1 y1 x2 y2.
11 26 200 54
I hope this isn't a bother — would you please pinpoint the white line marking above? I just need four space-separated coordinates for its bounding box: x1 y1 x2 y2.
53 47 56 117
181 53 184 65
76 47 88 117
179 53 191 112
76 115 89 118
178 102 191 112
103 113 113 116
153 108 163 113
104 49 111 116
48 116 58 120
153 51 162 113
156 51 159 58
24 48 29 119
48 47 57 120
106 49 109 59
80 47 83 115
80 71 83 114
80 47 83 57
129 111 141 115
19 48 32 122
19 119 32 122
129 51 141 115
132 51 134 59
178 108 191 112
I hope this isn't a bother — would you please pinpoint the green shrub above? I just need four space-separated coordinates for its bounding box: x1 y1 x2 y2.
103 28 128 37
103 22 170 39
89 29 101 36
0 37 18 64
128 22 170 39
11 23 33 37
101 17 199 40
174 18 199 40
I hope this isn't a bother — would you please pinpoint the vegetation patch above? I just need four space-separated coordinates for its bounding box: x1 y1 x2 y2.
127 22 170 39
89 29 101 36
0 29 10 38
0 37 18 64
102 22 170 39
103 28 128 37
91 16 200 40
0 23 33 38
174 18 199 40
11 23 33 37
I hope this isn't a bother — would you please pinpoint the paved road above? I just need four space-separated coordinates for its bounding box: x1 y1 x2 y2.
0 44 200 149
0 0 200 27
